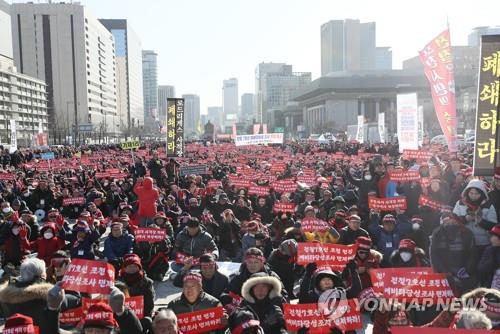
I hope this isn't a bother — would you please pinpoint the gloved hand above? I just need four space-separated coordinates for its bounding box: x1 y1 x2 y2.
56 214 65 228
47 282 65 311
456 267 470 280
109 286 125 315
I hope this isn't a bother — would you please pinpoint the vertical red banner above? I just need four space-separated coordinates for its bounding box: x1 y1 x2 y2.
419 29 458 152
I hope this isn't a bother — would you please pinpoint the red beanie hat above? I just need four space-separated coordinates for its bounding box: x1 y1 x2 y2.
4 314 38 334
122 253 142 271
356 236 372 250
399 239 417 252
84 303 118 329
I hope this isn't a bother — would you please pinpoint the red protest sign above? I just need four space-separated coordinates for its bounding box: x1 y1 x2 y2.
228 177 250 189
369 268 455 303
297 243 357 269
95 172 110 179
0 173 15 181
247 185 270 196
297 175 317 186
272 179 297 193
402 149 433 161
368 196 407 211
60 306 84 326
82 296 144 319
300 218 329 232
270 163 286 173
135 228 166 243
284 300 362 333
418 195 452 212
61 259 114 294
273 202 296 214
389 171 421 182
109 172 128 179
392 327 498 334
207 179 222 189
177 306 224 334
62 197 85 206
175 253 200 265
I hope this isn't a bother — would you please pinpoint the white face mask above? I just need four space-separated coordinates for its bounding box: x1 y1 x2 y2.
400 251 412 262
412 223 421 231
12 227 20 235
44 232 54 239
364 175 372 181
2 207 11 213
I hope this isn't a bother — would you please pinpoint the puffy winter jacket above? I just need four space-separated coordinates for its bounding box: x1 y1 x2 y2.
167 291 221 314
133 177 159 218
477 245 500 287
453 179 498 246
103 232 134 261
430 223 476 276
175 227 219 258
24 224 65 265
368 214 412 266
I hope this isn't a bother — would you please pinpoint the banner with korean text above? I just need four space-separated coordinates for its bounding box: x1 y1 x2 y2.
166 98 185 157
284 301 362 333
234 133 284 146
419 29 458 152
370 268 455 303
473 34 500 176
177 307 224 334
61 259 115 294
397 93 419 152
297 243 358 269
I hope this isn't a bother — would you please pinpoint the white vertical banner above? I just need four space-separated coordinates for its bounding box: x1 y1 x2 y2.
356 115 364 143
232 123 237 139
9 120 17 153
38 121 43 134
417 106 424 146
378 112 386 144
397 93 419 153
262 124 268 134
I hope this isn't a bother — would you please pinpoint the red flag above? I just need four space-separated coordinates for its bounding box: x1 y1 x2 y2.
419 29 458 152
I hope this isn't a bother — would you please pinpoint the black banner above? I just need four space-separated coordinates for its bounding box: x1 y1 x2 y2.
166 98 185 157
473 35 500 176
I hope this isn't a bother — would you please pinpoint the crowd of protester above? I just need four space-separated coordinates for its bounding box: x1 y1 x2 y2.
0 139 498 334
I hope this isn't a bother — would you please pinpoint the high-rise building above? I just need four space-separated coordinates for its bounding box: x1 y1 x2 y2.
182 94 200 138
222 78 238 126
207 106 223 131
255 62 311 128
157 85 175 126
10 2 118 139
241 93 254 121
376 47 392 70
142 50 157 131
321 19 377 75
468 26 500 46
0 0 48 146
99 19 144 133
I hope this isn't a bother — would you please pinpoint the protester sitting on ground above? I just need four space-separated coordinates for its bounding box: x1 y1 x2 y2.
167 271 228 331
235 272 287 334
173 217 219 272
173 253 229 300
151 308 181 334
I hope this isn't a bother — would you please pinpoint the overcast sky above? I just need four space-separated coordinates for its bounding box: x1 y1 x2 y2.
12 0 500 115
